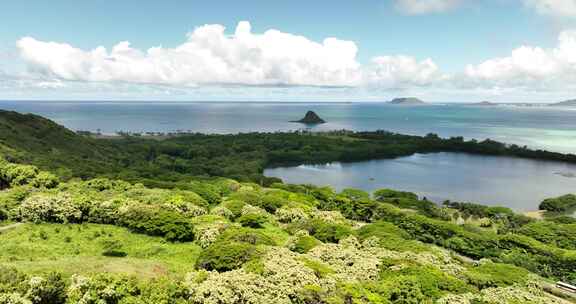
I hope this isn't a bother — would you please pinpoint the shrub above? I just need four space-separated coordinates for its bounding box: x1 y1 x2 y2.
188 182 221 205
218 227 275 246
196 242 259 272
166 191 209 209
67 274 139 303
238 213 268 228
465 261 530 289
0 266 28 294
120 205 195 241
357 221 410 241
299 219 353 243
220 200 246 218
289 235 321 253
0 293 30 304
209 206 234 219
31 172 59 189
374 189 418 201
25 272 66 304
101 239 127 257
20 194 82 223
275 207 309 224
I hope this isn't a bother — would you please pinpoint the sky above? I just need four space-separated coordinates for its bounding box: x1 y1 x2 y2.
2 0 576 102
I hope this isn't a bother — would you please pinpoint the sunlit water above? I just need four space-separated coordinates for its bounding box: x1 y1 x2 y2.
265 152 576 211
1 101 576 153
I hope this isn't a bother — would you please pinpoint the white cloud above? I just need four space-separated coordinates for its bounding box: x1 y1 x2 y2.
17 21 446 92
464 30 576 89
394 0 461 15
524 0 576 17
366 55 447 88
17 22 362 88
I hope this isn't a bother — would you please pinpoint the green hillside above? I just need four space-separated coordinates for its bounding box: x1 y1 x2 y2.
1 157 576 303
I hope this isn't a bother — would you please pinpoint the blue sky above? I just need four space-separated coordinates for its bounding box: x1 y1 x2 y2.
2 0 576 102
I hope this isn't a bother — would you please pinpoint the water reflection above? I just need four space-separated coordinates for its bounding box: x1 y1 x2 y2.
265 152 576 211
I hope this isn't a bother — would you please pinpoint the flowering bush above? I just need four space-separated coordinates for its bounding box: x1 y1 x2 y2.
311 210 348 224
24 273 66 304
20 193 82 223
275 207 309 223
0 293 31 304
194 224 227 248
209 206 234 219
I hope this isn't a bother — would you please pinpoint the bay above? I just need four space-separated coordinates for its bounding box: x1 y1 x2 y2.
264 152 576 211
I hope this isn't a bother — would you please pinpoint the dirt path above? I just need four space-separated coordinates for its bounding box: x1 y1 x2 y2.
0 222 23 233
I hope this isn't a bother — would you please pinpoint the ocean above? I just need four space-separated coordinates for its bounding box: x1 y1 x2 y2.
1 101 575 153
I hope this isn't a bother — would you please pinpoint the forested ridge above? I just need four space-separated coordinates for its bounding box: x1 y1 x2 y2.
1 110 576 303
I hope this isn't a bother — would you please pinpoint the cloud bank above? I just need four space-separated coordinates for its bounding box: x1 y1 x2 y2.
18 22 362 88
17 22 443 91
13 20 576 99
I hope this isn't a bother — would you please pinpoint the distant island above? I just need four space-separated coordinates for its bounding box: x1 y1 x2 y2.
468 101 498 106
388 97 426 105
291 110 326 124
550 99 576 107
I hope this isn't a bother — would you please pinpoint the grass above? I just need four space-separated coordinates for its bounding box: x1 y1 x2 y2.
0 223 201 278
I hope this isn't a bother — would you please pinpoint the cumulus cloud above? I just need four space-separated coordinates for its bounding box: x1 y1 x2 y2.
17 22 362 88
394 0 462 15
464 30 576 89
366 55 447 88
524 0 576 17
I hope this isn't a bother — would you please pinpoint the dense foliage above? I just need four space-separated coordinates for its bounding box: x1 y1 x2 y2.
1 111 576 303
540 194 576 213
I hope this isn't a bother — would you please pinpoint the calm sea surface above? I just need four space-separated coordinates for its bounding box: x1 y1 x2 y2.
2 101 576 210
1 101 576 153
265 152 576 211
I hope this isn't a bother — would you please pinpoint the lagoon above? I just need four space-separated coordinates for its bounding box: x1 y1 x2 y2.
264 152 576 211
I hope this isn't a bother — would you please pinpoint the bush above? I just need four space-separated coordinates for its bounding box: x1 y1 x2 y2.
465 261 530 289
238 213 268 228
374 189 418 201
0 266 28 294
31 172 59 189
196 242 259 272
101 239 127 257
120 205 195 241
25 272 66 304
188 182 221 205
67 273 139 303
20 194 82 224
290 235 321 253
340 188 370 201
221 200 247 218
357 221 410 241
217 227 275 246
299 219 353 243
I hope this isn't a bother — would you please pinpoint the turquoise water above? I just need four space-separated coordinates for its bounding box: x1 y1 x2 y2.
1 101 576 153
264 152 576 211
